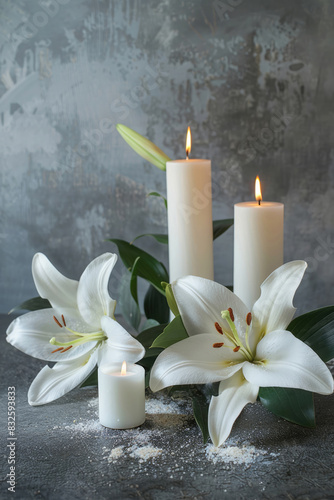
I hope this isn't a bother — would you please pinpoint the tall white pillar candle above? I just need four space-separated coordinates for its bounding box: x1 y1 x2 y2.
166 129 214 283
98 362 145 429
233 181 284 309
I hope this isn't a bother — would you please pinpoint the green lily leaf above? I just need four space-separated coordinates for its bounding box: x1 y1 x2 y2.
130 256 141 304
83 323 165 389
288 306 334 362
81 368 98 388
259 387 315 428
213 218 234 240
148 191 168 209
151 315 188 349
144 285 170 325
137 348 163 369
140 318 160 332
108 239 169 295
162 282 180 316
132 233 168 245
9 296 51 314
145 371 151 388
136 322 167 349
142 347 163 359
129 218 234 247
259 306 334 426
118 270 141 331
117 124 171 171
192 391 210 443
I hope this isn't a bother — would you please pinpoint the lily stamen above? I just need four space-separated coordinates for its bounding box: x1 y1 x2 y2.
50 331 106 350
50 314 107 353
61 345 73 353
228 308 234 322
213 342 224 348
220 309 253 362
51 347 64 353
215 322 223 334
53 316 63 328
245 312 252 353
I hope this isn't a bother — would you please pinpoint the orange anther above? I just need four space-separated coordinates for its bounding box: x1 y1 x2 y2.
61 345 73 353
51 347 64 353
53 316 63 328
215 322 223 335
228 308 234 322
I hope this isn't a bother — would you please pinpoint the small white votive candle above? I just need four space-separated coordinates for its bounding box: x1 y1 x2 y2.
98 361 145 429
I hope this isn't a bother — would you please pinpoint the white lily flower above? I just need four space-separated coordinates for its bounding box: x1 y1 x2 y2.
150 261 333 447
7 253 145 406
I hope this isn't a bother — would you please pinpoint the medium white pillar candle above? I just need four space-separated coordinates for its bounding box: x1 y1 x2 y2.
166 129 214 283
98 361 145 429
233 178 284 309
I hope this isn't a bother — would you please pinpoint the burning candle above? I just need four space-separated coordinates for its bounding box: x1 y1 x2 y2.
98 361 145 429
166 127 214 283
233 176 284 309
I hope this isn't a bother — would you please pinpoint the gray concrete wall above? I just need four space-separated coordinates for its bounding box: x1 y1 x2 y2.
0 0 333 314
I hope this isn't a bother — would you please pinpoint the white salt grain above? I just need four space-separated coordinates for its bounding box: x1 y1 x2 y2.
88 397 98 409
129 445 163 462
64 420 102 433
206 444 267 465
145 398 183 415
53 395 278 471
106 446 124 463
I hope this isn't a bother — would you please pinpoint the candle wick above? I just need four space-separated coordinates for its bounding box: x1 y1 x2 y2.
186 152 189 160
258 200 261 206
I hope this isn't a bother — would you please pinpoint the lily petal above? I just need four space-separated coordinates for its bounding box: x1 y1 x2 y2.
28 349 98 406
251 261 307 347
100 316 145 364
32 253 78 310
209 371 259 447
149 333 245 392
6 309 97 362
243 330 334 395
172 276 248 338
77 253 117 327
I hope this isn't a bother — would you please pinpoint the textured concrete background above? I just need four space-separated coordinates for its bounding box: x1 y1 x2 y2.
0 0 333 314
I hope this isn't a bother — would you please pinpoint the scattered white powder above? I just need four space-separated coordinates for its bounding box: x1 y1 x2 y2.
87 397 99 410
104 446 124 463
206 443 267 465
64 420 102 434
123 428 160 443
51 393 279 470
145 398 183 415
102 442 163 463
129 445 163 462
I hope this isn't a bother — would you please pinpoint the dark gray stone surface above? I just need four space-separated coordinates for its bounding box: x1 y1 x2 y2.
1 0 334 315
1 314 334 499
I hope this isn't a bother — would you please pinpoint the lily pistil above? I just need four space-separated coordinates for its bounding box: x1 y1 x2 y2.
50 314 107 353
214 308 254 362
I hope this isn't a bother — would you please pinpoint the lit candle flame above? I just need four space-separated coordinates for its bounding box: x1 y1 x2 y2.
186 126 192 159
255 176 262 205
121 361 127 376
